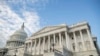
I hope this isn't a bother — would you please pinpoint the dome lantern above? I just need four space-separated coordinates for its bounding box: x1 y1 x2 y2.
21 22 24 30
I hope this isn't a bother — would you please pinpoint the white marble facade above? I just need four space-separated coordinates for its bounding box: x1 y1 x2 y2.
0 21 99 56
25 21 99 56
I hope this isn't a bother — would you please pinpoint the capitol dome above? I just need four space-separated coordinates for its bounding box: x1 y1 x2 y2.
6 23 28 48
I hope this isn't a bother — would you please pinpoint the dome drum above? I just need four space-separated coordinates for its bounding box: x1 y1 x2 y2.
6 23 27 48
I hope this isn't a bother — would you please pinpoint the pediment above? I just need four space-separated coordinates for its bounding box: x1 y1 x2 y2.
33 25 66 36
37 26 59 33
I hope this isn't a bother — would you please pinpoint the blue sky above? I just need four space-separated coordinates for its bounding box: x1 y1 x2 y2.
39 0 100 45
0 0 100 47
39 0 100 26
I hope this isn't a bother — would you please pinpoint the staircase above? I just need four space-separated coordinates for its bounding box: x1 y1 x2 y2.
33 54 43 56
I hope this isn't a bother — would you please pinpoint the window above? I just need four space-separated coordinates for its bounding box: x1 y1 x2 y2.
69 33 73 40
79 42 82 51
32 42 34 47
86 41 91 50
71 37 74 40
72 43 75 51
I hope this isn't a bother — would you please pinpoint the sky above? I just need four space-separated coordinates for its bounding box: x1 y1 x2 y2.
0 0 100 47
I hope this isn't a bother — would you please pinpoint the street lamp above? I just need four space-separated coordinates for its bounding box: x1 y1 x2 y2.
14 48 17 56
52 43 55 52
51 40 55 52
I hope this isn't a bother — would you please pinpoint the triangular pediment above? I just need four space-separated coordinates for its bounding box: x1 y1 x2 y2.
32 25 67 36
37 26 59 33
36 26 60 33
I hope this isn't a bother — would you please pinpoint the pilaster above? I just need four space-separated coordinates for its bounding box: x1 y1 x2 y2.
87 29 95 50
59 32 62 47
79 30 86 51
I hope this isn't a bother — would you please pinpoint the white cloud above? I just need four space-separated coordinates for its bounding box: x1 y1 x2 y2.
0 3 40 48
2 0 49 11
23 11 40 35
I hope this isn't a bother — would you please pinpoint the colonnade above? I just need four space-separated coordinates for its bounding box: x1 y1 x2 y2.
25 29 95 55
71 29 95 52
7 41 24 47
25 31 69 55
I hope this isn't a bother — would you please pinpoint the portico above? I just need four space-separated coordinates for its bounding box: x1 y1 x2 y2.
26 31 68 55
25 22 98 56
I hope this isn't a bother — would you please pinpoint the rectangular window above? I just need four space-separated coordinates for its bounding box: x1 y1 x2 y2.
72 43 75 51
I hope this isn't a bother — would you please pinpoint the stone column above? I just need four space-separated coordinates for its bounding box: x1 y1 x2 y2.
26 43 28 52
43 37 45 53
41 38 43 54
31 40 33 55
53 34 56 44
18 42 19 46
86 29 95 50
13 42 14 47
34 39 36 55
25 43 27 53
59 32 62 47
48 35 50 52
29 42 31 53
73 32 78 52
16 42 18 46
65 31 69 50
37 38 40 54
79 30 86 51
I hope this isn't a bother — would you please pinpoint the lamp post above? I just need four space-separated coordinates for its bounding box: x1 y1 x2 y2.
52 43 55 52
51 40 55 52
14 48 17 56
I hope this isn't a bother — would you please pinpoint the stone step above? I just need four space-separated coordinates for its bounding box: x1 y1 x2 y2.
33 54 43 56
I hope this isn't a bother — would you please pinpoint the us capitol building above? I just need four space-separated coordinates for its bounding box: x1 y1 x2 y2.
0 21 99 56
